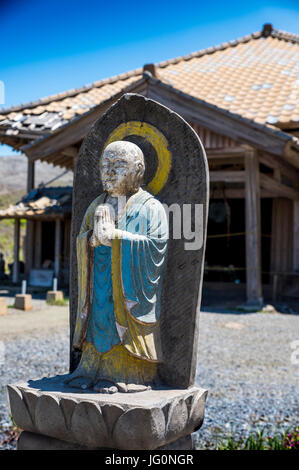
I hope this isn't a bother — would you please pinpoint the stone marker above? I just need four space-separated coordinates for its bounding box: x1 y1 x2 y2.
8 93 209 450
0 297 8 315
46 291 64 303
14 294 32 311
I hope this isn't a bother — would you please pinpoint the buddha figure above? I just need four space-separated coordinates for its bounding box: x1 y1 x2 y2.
65 141 168 393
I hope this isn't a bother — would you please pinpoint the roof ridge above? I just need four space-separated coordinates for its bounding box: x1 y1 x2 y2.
0 67 142 115
156 30 263 68
156 25 299 69
1 24 298 116
272 28 299 43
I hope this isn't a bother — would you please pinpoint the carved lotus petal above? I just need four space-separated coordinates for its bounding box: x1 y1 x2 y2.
101 403 124 438
35 394 67 438
113 407 166 450
187 390 207 432
165 398 188 442
7 385 35 433
71 401 108 448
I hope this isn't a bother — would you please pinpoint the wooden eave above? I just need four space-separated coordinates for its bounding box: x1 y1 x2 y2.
146 77 299 169
19 73 299 173
21 77 148 167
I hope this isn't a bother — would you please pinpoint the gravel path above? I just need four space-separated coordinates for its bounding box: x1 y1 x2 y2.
195 308 299 448
0 300 69 449
0 303 298 449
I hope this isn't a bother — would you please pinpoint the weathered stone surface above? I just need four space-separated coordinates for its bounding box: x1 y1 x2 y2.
8 375 207 450
14 294 32 311
0 297 7 315
17 430 196 450
17 431 94 450
46 291 64 303
70 93 209 388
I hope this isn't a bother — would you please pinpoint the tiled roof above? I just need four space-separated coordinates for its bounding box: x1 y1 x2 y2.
157 27 299 127
0 25 298 143
0 187 72 219
0 72 143 137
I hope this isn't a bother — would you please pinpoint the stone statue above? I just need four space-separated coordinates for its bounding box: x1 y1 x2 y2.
8 95 209 450
65 140 169 393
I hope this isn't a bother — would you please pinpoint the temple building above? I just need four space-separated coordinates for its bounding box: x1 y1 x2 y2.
0 24 298 305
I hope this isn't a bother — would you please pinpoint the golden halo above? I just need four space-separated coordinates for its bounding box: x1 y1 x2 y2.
103 121 172 195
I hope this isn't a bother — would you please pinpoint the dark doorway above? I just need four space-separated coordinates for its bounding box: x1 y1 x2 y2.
41 221 55 267
204 199 246 283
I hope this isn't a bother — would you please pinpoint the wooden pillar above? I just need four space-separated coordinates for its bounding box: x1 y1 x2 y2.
34 220 42 268
27 159 35 192
12 219 20 283
54 218 61 278
271 198 294 275
25 220 34 276
245 149 263 305
294 201 299 272
25 159 35 278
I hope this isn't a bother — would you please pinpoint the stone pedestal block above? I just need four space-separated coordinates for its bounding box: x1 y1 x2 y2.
8 375 207 450
0 297 8 315
46 291 64 303
14 294 32 311
17 430 196 450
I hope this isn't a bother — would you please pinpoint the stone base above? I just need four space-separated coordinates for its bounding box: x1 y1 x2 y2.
46 291 64 303
0 297 8 315
17 430 196 450
8 375 207 450
14 294 32 311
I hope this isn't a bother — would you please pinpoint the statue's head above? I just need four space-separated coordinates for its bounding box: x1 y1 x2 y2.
100 140 145 196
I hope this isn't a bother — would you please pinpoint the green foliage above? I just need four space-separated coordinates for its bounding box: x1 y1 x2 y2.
0 190 27 269
216 426 298 450
46 298 69 307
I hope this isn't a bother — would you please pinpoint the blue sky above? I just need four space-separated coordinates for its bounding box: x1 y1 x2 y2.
1 0 299 156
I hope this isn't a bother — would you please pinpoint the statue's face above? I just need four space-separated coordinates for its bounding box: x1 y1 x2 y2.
100 142 144 196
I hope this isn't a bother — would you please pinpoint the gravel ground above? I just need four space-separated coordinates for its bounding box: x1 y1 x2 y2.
0 302 298 450
195 308 299 449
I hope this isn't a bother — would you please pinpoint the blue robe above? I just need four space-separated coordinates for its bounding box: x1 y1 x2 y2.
73 188 168 362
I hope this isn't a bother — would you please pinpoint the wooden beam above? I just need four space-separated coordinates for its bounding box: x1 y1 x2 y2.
61 145 78 158
147 80 292 159
206 146 246 157
245 149 263 305
210 171 245 183
53 154 74 168
27 159 35 192
260 152 299 188
260 174 299 200
12 219 20 284
210 188 276 199
54 218 61 278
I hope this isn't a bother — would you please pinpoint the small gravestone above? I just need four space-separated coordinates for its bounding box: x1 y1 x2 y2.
14 294 32 311
46 278 64 304
14 281 32 311
8 94 209 450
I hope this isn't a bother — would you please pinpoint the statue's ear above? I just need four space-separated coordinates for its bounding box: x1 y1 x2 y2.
132 161 145 191
135 160 145 179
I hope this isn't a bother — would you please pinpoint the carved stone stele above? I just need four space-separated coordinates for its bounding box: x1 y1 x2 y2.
7 93 209 450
